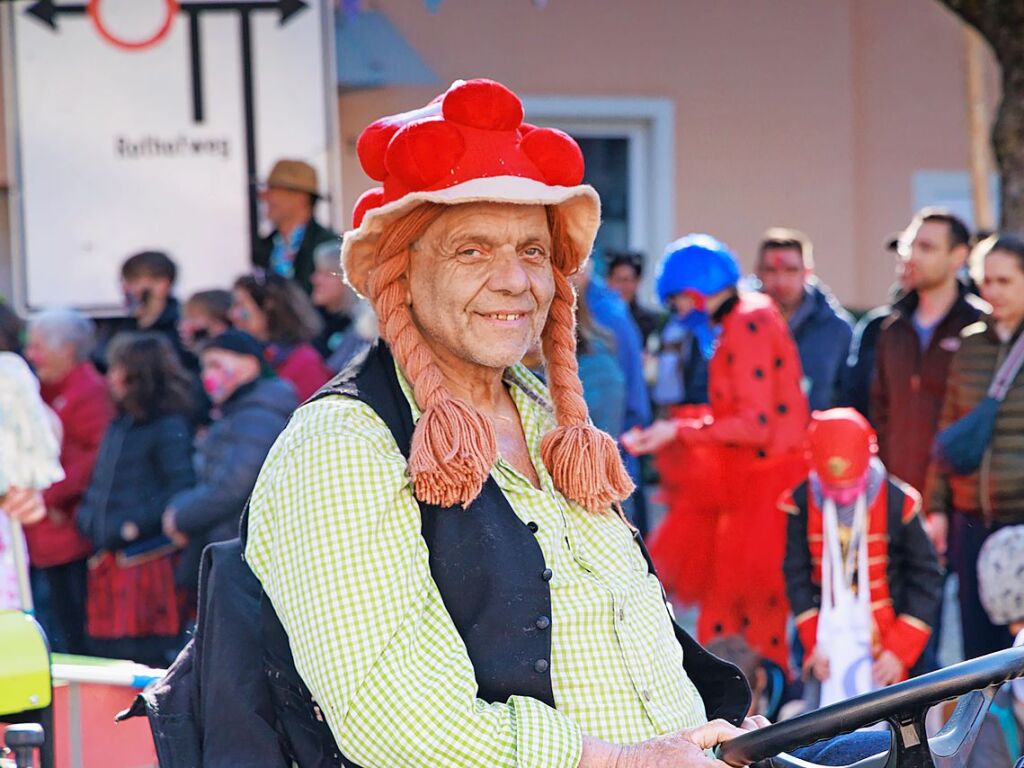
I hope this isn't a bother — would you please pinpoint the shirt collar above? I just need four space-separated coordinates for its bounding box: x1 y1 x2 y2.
273 223 307 251
392 357 558 493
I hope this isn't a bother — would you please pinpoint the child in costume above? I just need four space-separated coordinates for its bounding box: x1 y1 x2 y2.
782 408 942 707
625 235 809 672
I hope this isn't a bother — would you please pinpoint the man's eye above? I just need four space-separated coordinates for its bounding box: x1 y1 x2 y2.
524 246 548 259
458 248 483 258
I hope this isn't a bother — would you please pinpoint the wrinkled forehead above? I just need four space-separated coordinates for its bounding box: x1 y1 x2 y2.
414 201 552 250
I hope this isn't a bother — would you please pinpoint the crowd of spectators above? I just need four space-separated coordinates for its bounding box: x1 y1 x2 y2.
1 159 1022 745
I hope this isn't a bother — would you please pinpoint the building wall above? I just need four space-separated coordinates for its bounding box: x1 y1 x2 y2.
0 2 999 310
337 0 999 309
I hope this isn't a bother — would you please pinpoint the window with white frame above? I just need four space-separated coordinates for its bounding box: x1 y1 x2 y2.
521 96 674 301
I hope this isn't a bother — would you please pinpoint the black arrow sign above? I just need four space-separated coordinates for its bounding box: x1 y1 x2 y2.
26 0 308 31
179 0 308 24
25 0 85 30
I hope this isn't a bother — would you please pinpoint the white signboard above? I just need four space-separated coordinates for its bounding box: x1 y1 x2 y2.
3 0 339 313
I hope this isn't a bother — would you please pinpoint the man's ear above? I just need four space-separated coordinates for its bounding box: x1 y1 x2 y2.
952 243 970 270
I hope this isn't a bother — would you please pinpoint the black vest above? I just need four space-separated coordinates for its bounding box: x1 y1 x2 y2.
259 342 750 766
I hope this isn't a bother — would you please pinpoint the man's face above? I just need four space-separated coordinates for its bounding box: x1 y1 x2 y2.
757 247 808 313
406 202 555 373
179 306 226 351
122 275 170 318
982 251 1024 328
900 220 965 292
25 329 75 384
260 186 310 229
607 263 640 304
311 267 352 313
201 348 260 405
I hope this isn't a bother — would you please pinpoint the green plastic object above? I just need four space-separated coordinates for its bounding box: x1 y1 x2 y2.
0 610 52 715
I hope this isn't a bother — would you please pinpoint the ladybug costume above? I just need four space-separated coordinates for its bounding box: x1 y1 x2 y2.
649 237 809 673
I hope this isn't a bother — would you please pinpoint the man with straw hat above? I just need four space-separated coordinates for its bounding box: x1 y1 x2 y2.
253 158 340 293
245 79 766 767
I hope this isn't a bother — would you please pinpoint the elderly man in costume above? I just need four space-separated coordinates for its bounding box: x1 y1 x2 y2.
245 80 893 768
245 78 765 768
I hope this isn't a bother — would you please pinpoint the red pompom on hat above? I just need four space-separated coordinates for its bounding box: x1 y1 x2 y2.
344 79 600 297
807 408 878 488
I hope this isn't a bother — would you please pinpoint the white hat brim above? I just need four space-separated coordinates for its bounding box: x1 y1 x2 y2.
342 175 601 297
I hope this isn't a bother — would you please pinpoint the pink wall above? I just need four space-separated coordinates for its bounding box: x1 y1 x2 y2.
338 0 999 308
850 0 998 304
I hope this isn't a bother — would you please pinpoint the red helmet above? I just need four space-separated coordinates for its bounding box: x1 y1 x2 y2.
807 408 878 488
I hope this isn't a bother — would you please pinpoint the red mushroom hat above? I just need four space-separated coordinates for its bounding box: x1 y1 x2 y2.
342 78 600 297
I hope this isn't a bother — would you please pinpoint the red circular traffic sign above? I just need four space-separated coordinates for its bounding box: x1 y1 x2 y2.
87 0 180 51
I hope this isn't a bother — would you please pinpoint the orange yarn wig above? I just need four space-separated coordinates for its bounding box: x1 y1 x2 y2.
365 202 634 513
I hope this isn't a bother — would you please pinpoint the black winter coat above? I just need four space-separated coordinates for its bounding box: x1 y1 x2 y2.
76 412 195 552
170 378 297 589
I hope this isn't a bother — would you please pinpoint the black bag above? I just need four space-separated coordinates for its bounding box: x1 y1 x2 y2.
934 330 1024 475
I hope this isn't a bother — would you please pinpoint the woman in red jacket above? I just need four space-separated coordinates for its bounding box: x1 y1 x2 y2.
230 272 332 401
24 308 115 654
627 235 810 673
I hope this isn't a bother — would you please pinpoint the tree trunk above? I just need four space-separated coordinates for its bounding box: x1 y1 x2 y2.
937 0 1024 229
993 54 1024 230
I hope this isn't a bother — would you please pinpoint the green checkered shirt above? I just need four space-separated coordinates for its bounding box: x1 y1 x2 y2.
245 360 707 768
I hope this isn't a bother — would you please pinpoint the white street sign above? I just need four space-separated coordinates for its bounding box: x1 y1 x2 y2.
3 0 339 313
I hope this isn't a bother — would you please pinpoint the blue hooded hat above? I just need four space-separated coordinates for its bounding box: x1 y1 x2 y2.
655 234 740 359
655 234 741 305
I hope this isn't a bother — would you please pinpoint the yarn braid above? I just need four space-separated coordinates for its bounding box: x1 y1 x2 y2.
540 266 635 513
366 203 497 508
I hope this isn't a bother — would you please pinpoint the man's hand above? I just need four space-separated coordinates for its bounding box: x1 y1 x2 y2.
580 718 767 767
621 420 678 456
872 649 905 687
0 488 47 525
925 513 947 566
162 508 188 548
805 649 830 682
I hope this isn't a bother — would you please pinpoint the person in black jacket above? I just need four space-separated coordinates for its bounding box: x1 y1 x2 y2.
117 251 196 370
163 331 297 595
252 159 340 294
76 332 196 667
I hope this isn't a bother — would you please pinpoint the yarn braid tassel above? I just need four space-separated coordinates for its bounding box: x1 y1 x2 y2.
541 269 635 513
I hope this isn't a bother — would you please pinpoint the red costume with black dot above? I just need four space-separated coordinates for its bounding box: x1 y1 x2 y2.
651 292 810 673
